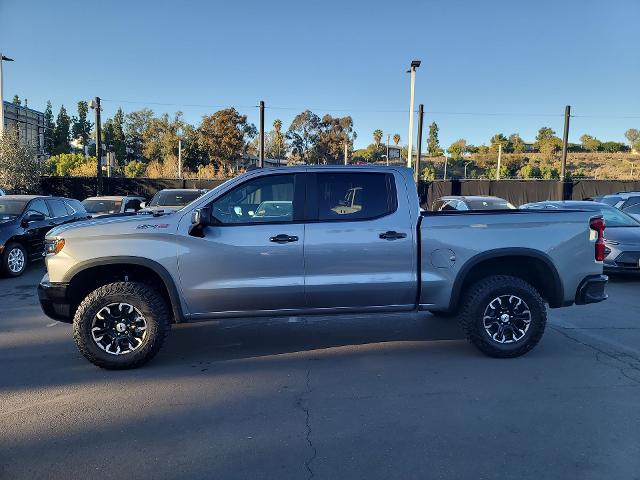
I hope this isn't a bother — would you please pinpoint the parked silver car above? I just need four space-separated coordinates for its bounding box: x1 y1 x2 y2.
82 195 147 218
592 192 640 221
521 200 640 274
139 189 206 215
432 195 516 211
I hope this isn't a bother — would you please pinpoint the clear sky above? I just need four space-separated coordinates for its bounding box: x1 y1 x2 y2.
1 0 638 149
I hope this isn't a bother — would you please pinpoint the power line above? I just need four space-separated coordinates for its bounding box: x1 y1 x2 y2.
98 98 639 119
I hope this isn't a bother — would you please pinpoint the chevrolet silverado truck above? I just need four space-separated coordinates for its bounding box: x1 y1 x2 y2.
38 166 608 369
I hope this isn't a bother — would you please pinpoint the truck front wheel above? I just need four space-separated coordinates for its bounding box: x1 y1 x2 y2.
459 275 546 358
72 282 171 369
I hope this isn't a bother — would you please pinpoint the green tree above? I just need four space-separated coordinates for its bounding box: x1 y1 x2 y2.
125 109 154 162
625 128 640 151
490 133 509 153
12 95 21 106
316 115 356 164
198 108 254 172
286 110 321 163
447 139 467 160
519 164 541 179
43 101 55 155
45 153 97 176
600 141 627 153
111 108 127 163
372 129 383 147
421 163 436 180
53 105 71 154
509 133 525 153
393 134 401 146
535 127 562 159
0 129 42 193
579 134 601 152
124 160 146 177
540 164 560 179
427 122 442 156
71 101 93 151
271 119 287 160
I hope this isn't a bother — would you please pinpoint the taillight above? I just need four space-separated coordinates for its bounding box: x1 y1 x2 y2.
590 217 606 261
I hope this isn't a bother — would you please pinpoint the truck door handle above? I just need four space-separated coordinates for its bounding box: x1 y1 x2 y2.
379 231 407 240
269 234 299 243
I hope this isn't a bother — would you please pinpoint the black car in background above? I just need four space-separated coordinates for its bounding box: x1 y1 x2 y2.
0 195 89 277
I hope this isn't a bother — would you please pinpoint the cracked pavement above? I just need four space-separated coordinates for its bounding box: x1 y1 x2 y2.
1 265 639 479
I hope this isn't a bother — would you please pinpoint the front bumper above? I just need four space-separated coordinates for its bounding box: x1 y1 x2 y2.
38 275 72 322
575 274 608 305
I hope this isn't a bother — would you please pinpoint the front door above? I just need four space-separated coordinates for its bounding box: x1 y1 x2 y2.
177 173 306 317
22 198 54 260
303 171 417 310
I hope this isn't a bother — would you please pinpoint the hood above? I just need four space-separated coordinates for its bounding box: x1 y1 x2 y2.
605 226 640 246
47 212 181 239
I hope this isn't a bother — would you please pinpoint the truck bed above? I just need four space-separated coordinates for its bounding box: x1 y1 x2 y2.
418 209 600 311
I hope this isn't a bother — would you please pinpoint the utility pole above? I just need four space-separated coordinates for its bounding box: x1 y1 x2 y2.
0 52 15 135
178 138 182 179
406 60 421 168
90 97 103 195
496 143 502 180
415 103 424 182
386 134 390 166
561 105 571 180
343 140 348 165
259 100 265 168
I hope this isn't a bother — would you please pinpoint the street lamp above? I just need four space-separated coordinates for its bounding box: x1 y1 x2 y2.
406 59 421 169
464 161 472 179
89 97 103 195
0 52 15 135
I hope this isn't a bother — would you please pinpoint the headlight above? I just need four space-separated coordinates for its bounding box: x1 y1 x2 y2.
45 238 65 255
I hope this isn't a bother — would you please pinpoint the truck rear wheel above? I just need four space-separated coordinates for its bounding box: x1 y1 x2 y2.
72 282 171 369
459 275 546 358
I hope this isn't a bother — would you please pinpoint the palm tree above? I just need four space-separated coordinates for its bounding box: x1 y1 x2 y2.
393 134 401 146
373 129 383 147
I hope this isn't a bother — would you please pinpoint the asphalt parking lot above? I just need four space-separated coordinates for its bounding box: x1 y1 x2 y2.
1 264 639 480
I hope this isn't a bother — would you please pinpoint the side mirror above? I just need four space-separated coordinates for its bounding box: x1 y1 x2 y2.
22 212 45 226
189 207 212 237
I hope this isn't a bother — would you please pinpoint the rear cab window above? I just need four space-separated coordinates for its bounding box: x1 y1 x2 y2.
312 172 396 221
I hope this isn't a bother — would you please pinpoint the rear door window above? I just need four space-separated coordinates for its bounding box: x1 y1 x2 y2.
47 199 68 218
314 173 395 221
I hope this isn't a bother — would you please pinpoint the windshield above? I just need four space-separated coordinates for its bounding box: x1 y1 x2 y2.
466 199 516 210
0 199 28 222
82 199 122 214
148 191 202 207
601 206 640 227
598 196 622 206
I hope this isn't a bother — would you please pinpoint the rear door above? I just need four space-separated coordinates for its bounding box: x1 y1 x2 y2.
303 171 417 310
46 198 74 227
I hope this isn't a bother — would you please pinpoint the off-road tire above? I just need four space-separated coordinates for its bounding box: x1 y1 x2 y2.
1 242 27 277
73 282 171 369
459 275 546 358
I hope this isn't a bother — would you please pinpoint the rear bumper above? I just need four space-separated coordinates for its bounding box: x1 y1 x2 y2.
38 275 72 322
575 274 608 305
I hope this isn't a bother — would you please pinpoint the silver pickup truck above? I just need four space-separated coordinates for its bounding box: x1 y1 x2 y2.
38 166 608 369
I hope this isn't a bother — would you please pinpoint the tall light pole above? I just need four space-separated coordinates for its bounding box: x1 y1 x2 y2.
0 52 15 135
90 97 102 195
464 161 472 179
406 59 421 168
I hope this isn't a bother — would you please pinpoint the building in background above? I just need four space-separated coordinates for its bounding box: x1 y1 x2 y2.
2 100 46 161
